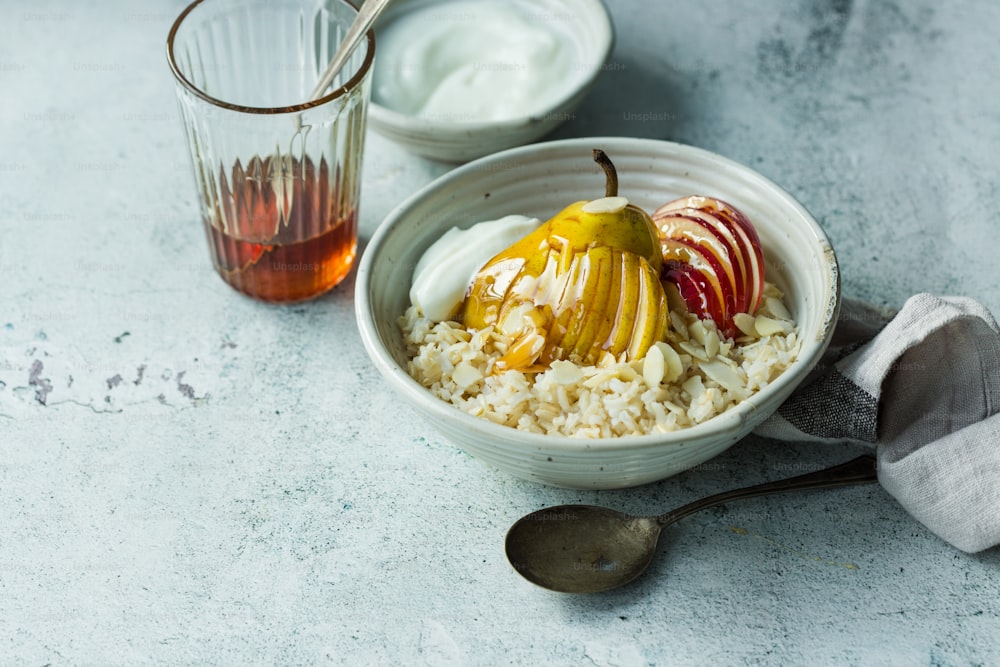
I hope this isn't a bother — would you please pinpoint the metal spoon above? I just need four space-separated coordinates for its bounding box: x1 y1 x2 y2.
309 0 393 101
505 454 877 594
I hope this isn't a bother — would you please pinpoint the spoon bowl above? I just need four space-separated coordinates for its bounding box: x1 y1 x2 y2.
507 506 662 594
505 455 878 594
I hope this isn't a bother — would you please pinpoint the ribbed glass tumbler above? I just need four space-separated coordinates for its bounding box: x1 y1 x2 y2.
167 0 373 303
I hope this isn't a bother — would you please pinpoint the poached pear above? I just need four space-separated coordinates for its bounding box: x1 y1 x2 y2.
462 150 669 371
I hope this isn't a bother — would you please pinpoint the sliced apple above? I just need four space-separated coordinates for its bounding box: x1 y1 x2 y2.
653 195 765 336
660 241 727 328
658 196 765 312
660 233 734 327
659 210 747 313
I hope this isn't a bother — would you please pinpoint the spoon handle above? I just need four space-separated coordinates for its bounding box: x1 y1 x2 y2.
656 454 878 527
310 0 392 101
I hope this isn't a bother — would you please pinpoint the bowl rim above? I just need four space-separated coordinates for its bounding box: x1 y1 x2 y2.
367 0 615 132
356 136 841 454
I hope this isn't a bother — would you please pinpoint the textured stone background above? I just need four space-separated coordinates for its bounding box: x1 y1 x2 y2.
1 0 998 664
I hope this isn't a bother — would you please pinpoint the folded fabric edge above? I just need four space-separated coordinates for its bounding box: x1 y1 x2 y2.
837 294 1000 397
878 414 1000 553
758 293 1000 553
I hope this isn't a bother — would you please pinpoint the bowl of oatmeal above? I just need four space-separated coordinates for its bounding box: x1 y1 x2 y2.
355 137 840 489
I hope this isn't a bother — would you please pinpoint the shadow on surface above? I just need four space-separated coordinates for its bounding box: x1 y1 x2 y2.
545 56 693 143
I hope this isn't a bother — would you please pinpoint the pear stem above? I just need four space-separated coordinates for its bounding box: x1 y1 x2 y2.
592 149 619 198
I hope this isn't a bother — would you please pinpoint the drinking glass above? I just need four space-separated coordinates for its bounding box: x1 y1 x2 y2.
167 0 374 302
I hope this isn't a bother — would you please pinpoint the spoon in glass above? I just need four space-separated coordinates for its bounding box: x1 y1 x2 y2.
310 0 393 101
505 454 877 594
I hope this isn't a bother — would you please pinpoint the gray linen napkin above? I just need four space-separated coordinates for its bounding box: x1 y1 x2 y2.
754 294 1000 553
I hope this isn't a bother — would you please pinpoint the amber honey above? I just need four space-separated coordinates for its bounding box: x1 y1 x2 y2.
204 156 357 303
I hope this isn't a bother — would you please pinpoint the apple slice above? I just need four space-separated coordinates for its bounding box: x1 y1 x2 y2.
658 218 738 323
653 196 765 336
660 210 748 311
656 195 764 313
659 237 728 327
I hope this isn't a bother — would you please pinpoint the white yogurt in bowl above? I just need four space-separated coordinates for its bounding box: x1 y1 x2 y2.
368 0 614 162
374 2 577 123
408 214 542 321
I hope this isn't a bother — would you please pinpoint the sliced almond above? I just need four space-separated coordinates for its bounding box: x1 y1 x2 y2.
642 344 665 387
699 359 745 392
597 350 617 368
678 340 709 361
704 329 721 359
754 315 793 337
682 374 705 399
733 312 758 338
689 318 707 346
550 360 583 385
617 365 640 383
763 282 783 299
765 297 793 322
496 332 545 371
582 196 629 214
669 311 689 340
452 362 483 389
583 369 618 389
497 302 533 336
653 342 682 384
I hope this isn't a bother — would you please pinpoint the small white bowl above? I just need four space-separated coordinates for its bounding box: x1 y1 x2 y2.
355 137 840 489
367 0 614 163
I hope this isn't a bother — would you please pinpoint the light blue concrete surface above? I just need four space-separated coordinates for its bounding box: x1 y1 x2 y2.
2 0 999 664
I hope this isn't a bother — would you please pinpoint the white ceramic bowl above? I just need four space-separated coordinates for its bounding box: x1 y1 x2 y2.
356 137 840 489
367 0 614 163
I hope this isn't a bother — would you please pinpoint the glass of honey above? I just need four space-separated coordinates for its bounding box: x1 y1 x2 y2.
166 0 373 303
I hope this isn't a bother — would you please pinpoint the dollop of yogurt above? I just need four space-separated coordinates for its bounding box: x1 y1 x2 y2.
410 214 542 321
374 1 576 122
